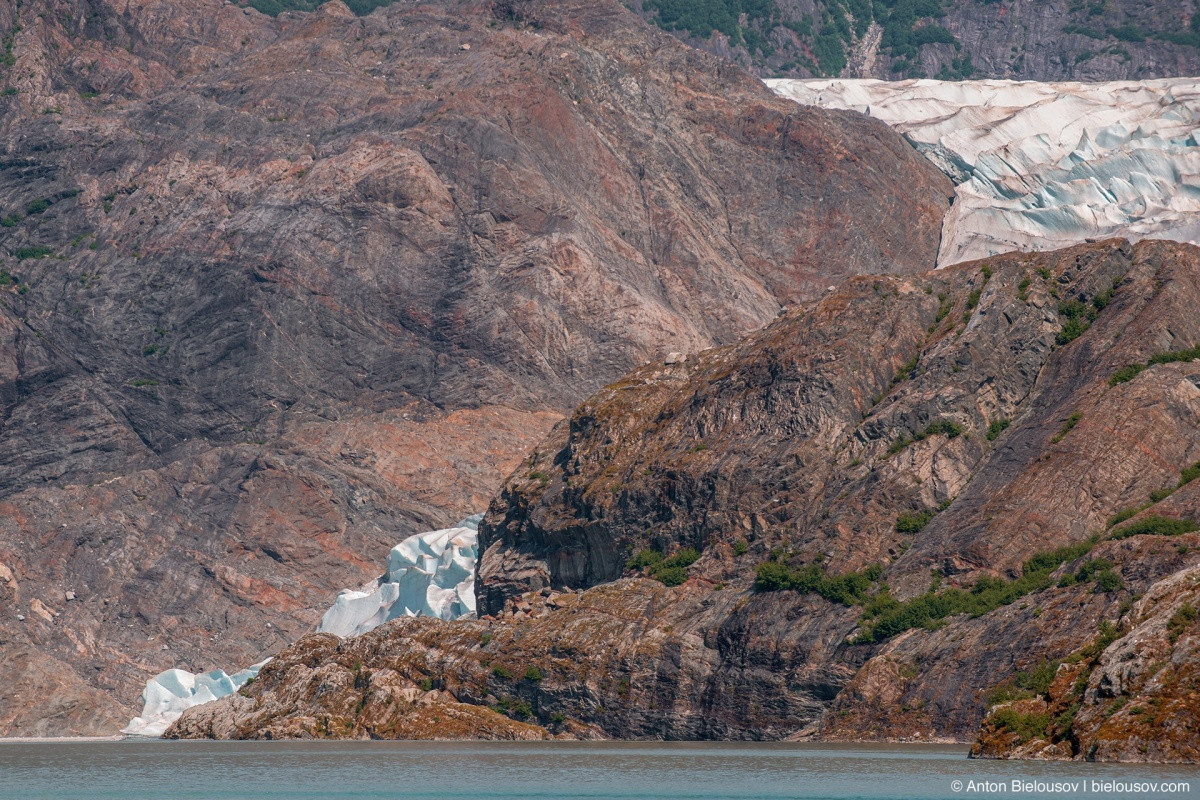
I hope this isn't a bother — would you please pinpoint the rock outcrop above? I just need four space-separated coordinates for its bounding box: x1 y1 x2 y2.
972 561 1200 763
0 0 950 734
170 240 1200 755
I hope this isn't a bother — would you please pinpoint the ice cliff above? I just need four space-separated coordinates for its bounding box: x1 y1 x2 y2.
122 662 267 737
123 516 482 736
317 514 482 637
766 78 1200 266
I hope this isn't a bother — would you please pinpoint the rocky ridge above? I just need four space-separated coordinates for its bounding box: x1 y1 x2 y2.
170 240 1200 755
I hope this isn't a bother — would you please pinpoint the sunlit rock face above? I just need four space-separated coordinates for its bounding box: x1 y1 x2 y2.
767 78 1200 266
316 515 483 638
122 662 267 737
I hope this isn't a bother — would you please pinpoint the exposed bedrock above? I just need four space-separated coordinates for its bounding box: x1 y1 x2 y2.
0 0 950 735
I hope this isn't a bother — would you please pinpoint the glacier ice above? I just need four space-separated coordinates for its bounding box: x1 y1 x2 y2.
766 78 1200 266
122 661 267 737
316 513 482 638
123 515 483 736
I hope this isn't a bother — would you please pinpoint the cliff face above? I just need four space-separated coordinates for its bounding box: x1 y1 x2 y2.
630 0 1200 82
0 0 950 735
171 240 1200 751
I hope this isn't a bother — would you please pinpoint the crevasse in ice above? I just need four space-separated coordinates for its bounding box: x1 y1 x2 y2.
766 78 1200 266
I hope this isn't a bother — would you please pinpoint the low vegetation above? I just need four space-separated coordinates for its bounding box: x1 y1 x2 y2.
627 547 700 586
754 558 882 605
1110 515 1199 540
1110 343 1200 385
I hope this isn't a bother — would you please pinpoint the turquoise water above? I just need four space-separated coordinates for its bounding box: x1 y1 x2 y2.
0 740 1195 800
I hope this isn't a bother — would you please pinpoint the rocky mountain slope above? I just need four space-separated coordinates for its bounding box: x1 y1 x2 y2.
0 0 949 735
629 0 1200 82
171 239 1200 755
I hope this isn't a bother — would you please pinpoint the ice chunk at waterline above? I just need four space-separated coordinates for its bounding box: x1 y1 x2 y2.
317 514 482 637
122 661 267 737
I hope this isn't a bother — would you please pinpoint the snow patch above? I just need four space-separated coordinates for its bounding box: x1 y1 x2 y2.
766 78 1200 266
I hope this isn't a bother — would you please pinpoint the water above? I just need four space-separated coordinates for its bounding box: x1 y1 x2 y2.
0 740 1195 800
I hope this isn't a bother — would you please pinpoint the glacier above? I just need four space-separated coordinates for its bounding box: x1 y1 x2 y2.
766 78 1200 266
123 515 482 736
317 513 482 637
121 662 267 737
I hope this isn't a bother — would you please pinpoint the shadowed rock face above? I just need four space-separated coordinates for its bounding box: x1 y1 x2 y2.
0 0 950 734
170 240 1200 750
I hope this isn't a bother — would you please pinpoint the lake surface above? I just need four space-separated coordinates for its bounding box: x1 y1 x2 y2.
0 740 1195 800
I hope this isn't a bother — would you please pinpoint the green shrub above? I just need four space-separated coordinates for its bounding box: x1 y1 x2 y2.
662 547 700 569
895 511 933 534
25 198 50 215
494 695 532 720
630 546 699 585
966 288 982 310
1109 363 1146 385
732 538 749 556
1149 486 1175 503
986 418 1011 441
14 245 53 260
417 677 433 692
894 353 920 382
754 560 881 606
0 213 20 227
1051 412 1083 443
1107 505 1147 528
1110 515 1199 540
1168 602 1197 643
989 708 1051 743
1056 299 1099 345
1014 661 1059 696
654 566 687 586
1108 23 1145 42
858 539 1101 643
523 666 543 682
921 419 964 439
1094 569 1123 593
491 665 514 680
1017 276 1031 301
627 549 664 571
935 292 952 322
1182 462 1200 487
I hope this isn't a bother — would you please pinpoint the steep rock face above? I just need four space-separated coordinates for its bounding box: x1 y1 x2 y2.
0 0 951 735
479 239 1200 609
173 240 1200 749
